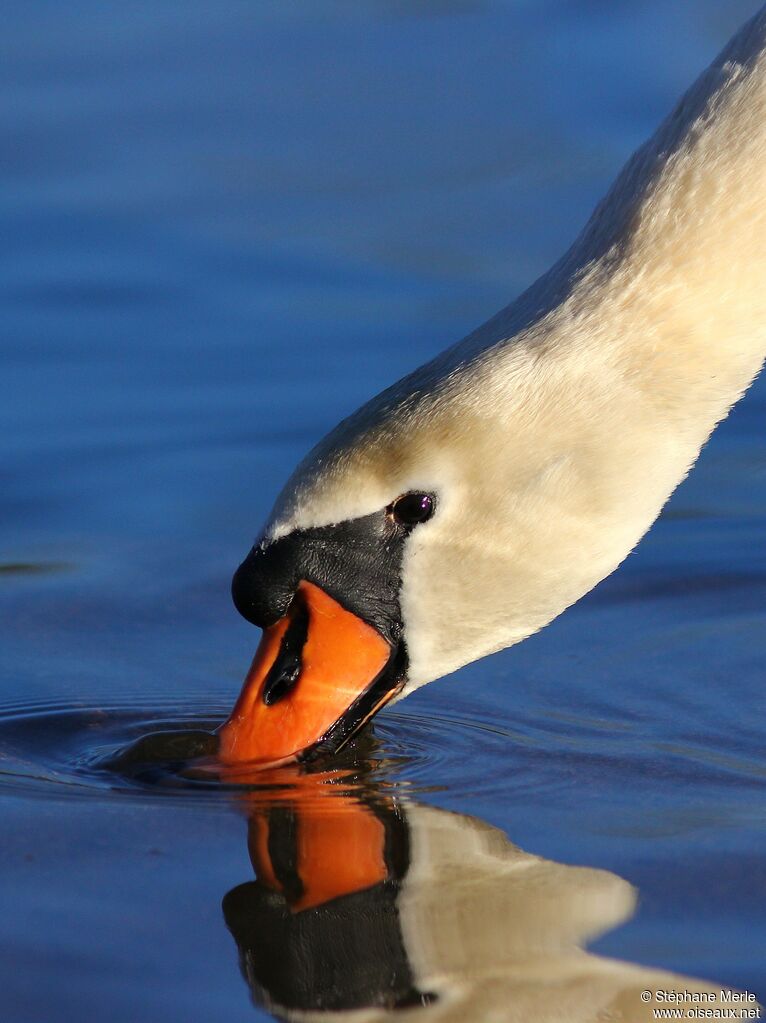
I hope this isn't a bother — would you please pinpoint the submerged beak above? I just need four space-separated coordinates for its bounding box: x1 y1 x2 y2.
218 581 401 766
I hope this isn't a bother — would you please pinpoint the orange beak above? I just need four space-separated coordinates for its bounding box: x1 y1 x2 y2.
218 580 399 766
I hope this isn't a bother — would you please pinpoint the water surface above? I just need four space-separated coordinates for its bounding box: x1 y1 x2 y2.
2 2 765 1020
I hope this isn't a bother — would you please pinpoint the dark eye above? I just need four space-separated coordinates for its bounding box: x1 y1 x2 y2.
388 492 435 527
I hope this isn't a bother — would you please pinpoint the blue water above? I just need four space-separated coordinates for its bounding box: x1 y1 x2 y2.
2 2 765 1020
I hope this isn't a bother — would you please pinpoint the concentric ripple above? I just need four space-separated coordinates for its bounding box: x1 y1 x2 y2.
0 697 522 805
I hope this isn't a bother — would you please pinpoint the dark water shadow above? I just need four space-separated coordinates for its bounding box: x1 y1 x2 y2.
0 561 73 577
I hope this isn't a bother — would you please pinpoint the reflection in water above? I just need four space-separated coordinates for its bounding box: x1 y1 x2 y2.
225 794 431 1014
221 763 729 1022
0 704 750 1020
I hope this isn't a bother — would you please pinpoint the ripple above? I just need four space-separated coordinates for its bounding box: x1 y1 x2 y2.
3 692 761 814
0 697 524 806
0 697 227 804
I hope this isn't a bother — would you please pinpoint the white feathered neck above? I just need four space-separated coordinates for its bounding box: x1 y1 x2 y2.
266 8 766 692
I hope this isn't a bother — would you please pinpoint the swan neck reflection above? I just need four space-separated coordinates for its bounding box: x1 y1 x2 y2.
221 767 732 1022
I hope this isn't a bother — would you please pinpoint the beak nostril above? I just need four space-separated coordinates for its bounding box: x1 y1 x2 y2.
261 599 310 706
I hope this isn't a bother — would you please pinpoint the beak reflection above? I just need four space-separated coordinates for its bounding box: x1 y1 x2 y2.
224 784 432 1014
222 765 730 1022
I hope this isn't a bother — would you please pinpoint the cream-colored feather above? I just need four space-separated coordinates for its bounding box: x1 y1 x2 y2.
273 801 733 1023
265 8 766 694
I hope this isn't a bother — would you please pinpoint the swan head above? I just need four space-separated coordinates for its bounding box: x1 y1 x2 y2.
217 334 658 766
218 5 766 766
217 371 473 765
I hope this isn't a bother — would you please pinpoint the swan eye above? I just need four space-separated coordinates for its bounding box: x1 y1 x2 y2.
388 492 435 527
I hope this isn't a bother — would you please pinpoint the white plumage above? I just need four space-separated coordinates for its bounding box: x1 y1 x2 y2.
264 8 766 696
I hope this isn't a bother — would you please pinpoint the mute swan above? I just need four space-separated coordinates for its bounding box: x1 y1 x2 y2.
220 7 766 765
223 779 733 1021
